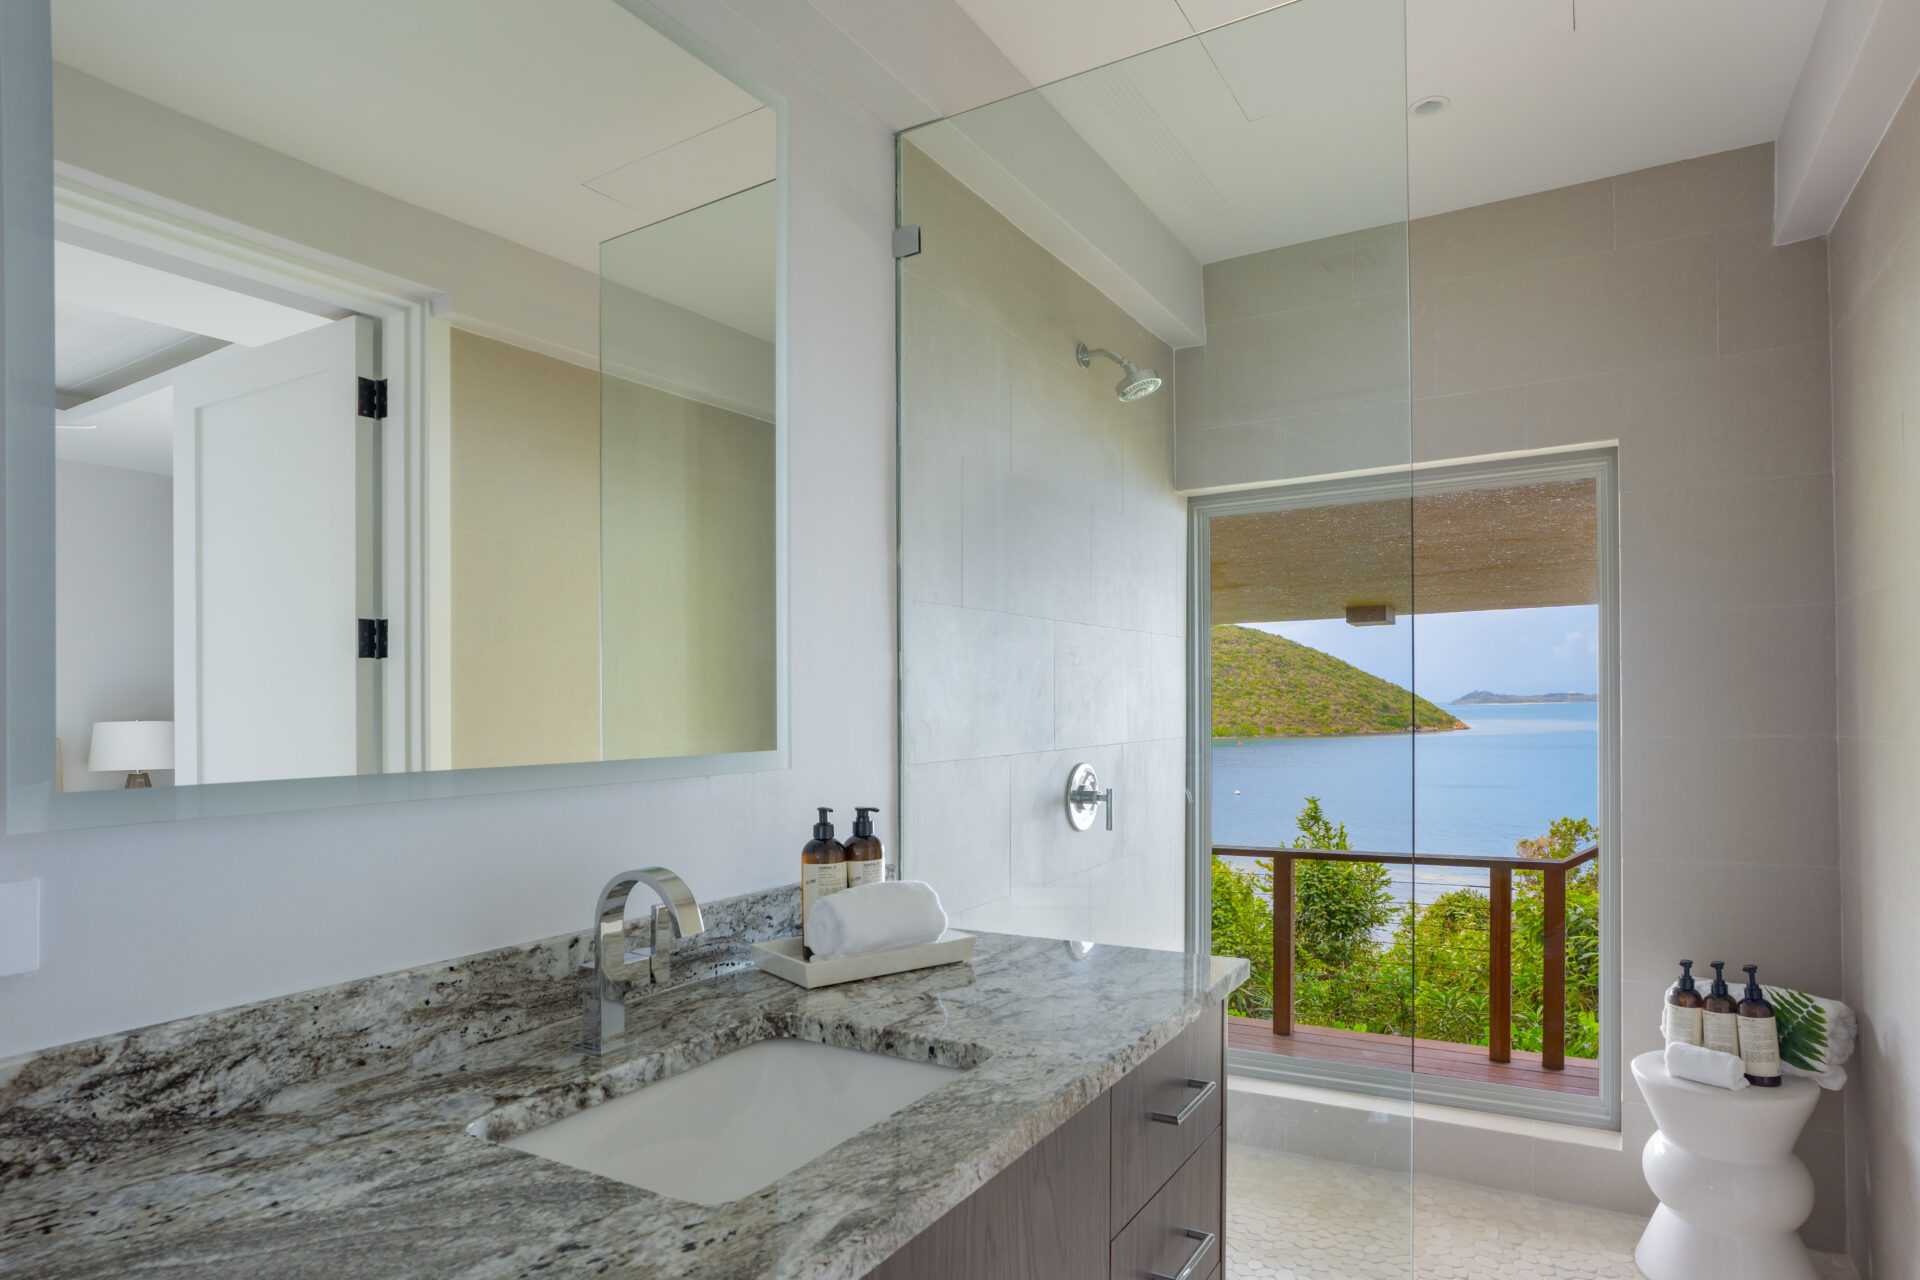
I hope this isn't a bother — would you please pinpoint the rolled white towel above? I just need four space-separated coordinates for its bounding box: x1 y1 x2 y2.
807 880 948 961
1666 1041 1749 1091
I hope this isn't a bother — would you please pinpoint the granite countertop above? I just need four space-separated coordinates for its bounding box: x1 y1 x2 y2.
1 895 1247 1280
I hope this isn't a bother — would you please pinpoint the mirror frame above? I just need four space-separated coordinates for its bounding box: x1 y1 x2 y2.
1 0 790 832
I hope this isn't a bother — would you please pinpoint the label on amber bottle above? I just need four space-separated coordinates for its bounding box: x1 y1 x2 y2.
801 861 848 949
846 859 885 889
1703 1009 1741 1057
1663 1003 1703 1047
1739 1016 1782 1077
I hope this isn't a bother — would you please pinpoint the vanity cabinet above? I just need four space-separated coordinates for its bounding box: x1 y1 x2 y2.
868 1001 1225 1280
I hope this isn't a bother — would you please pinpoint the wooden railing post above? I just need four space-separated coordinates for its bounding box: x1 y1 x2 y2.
1273 853 1294 1037
1543 865 1567 1071
1488 867 1512 1065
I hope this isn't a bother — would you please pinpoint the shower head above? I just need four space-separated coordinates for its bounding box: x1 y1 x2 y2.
1076 342 1163 402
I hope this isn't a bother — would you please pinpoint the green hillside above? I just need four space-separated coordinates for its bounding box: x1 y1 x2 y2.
1212 625 1467 738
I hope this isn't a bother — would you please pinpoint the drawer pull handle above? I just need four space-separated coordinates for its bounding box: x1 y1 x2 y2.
1150 1078 1218 1125
1149 1227 1216 1280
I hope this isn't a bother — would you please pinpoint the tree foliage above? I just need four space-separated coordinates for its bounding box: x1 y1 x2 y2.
1212 800 1602 1060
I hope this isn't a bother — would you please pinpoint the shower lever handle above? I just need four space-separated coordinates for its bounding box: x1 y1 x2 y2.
1065 763 1114 832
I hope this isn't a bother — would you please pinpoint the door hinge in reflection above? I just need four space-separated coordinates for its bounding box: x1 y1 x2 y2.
893 225 921 259
357 377 388 420
358 618 389 660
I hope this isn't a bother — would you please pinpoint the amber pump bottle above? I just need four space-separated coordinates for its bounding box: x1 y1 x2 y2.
1701 961 1741 1057
1664 959 1704 1047
1738 964 1782 1087
845 807 886 889
800 808 847 957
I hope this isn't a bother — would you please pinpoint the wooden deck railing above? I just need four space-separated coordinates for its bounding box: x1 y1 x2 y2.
1212 843 1599 1071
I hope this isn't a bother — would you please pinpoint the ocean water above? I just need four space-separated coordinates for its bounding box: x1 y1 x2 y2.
1211 701 1599 904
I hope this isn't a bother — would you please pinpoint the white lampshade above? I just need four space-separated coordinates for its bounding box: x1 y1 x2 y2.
88 720 174 773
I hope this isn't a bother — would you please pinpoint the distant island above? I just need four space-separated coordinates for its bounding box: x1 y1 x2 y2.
1212 625 1467 737
1453 690 1598 704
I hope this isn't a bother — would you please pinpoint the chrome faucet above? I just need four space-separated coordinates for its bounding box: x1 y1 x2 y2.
581 867 705 1056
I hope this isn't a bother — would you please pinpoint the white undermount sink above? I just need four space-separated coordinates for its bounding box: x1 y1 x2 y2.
502 1038 961 1205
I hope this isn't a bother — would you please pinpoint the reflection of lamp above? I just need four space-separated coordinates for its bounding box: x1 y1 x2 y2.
88 720 174 788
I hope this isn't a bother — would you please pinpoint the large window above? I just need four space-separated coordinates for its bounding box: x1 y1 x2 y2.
1193 450 1619 1127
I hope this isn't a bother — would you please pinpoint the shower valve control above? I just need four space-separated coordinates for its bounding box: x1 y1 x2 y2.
1066 762 1114 832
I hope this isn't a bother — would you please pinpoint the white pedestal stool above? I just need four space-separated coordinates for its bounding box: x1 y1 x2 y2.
1631 1050 1821 1280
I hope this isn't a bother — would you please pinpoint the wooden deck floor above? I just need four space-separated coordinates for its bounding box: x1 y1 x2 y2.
1229 1016 1601 1096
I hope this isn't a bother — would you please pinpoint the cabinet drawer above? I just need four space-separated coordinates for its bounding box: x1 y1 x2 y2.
1109 1127 1223 1280
866 1091 1111 1280
1110 1001 1223 1229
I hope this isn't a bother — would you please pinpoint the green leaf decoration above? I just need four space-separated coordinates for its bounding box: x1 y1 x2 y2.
1767 987 1828 1073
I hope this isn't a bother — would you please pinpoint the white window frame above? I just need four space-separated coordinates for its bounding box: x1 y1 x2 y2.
1186 446 1622 1131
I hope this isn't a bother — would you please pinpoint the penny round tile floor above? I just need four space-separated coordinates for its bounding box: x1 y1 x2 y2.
1227 1144 1855 1280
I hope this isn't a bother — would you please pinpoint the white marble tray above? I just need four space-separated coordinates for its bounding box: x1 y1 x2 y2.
750 930 976 989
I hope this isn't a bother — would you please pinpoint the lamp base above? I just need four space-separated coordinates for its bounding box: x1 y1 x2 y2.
123 771 152 788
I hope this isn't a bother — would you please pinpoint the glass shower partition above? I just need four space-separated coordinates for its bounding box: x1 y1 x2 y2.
896 2 1416 1275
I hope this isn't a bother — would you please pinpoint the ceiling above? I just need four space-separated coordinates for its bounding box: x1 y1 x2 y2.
52 0 775 326
1210 481 1599 624
1039 0 1407 264
55 299 215 409
54 243 334 474
1404 0 1827 219
950 0 1276 88
952 0 1828 260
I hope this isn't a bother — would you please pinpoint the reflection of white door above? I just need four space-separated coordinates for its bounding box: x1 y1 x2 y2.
172 315 379 784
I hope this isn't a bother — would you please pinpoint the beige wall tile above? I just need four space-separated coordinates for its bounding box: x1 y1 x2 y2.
1409 178 1614 286
899 275 1010 466
900 147 1185 951
1716 472 1837 609
1620 733 1837 869
1613 144 1772 247
1204 234 1357 322
1618 483 1730 612
1411 387 1528 462
1614 361 1715 491
1718 220 1831 356
1278 402 1411 478
1524 370 1631 451
900 431 964 606
1175 419 1288 492
1010 338 1126 508
1614 232 1720 368
902 755 1012 913
1621 856 1840 990
1830 85 1920 329
1697 341 1832 482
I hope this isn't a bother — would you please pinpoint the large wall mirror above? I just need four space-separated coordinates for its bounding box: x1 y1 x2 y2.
2 0 785 829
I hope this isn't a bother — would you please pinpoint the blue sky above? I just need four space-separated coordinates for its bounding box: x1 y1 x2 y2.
1248 605 1600 704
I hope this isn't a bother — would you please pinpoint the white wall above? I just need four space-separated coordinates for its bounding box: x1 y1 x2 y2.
53 460 171 792
0 0 897 1057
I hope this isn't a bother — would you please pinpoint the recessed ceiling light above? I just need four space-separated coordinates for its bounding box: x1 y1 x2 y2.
56 422 98 431
1410 95 1451 117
